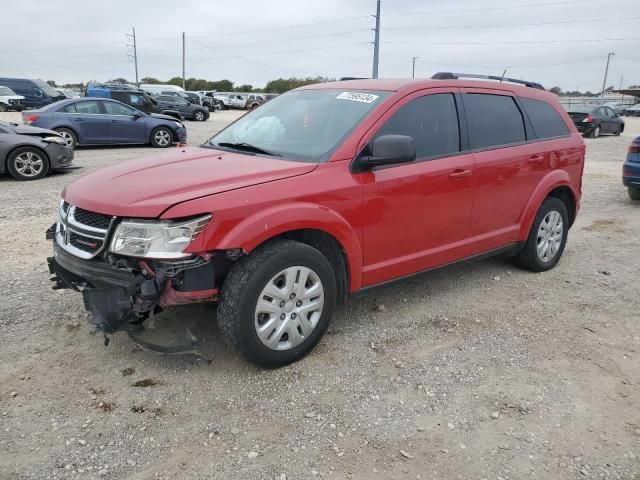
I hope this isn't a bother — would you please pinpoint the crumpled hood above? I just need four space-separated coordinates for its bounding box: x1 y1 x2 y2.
13 124 59 136
63 146 317 218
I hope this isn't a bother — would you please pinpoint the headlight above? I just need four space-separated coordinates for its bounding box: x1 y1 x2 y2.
174 121 184 128
109 215 211 259
43 136 66 145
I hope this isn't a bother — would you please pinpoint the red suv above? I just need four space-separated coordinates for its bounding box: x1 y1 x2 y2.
48 73 585 367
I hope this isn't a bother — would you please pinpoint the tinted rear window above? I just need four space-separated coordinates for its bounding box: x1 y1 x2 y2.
520 98 569 139
464 93 525 149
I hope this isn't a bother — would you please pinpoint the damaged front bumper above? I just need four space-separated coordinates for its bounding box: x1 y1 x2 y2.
47 230 220 353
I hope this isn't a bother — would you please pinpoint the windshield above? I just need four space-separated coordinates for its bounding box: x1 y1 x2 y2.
0 86 15 96
33 79 62 98
207 88 390 163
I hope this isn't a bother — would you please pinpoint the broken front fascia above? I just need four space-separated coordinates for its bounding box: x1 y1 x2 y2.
47 231 219 335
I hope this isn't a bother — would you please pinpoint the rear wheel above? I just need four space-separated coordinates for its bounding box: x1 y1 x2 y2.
589 125 600 138
7 147 50 181
629 186 640 201
0 103 6 112
54 128 77 149
218 240 337 368
514 197 569 272
150 127 173 148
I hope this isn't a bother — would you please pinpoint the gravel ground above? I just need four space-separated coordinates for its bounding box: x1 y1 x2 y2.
1 111 639 480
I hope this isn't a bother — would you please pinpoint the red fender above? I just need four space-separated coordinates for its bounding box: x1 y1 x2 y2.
517 170 579 240
195 203 364 292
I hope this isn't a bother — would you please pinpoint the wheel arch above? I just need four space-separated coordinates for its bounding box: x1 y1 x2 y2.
518 170 579 239
53 125 80 143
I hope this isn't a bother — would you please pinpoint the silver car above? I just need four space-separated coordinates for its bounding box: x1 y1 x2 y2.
0 120 74 180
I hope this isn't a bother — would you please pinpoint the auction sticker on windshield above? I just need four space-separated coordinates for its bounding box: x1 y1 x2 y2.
336 92 379 103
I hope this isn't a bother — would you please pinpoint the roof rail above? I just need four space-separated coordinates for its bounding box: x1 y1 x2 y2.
431 72 545 91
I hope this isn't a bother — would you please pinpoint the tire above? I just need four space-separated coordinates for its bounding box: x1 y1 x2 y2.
218 239 337 368
193 110 206 122
0 103 6 112
514 197 569 272
6 146 50 181
629 187 640 201
54 128 77 149
617 124 624 135
150 127 173 148
589 125 600 138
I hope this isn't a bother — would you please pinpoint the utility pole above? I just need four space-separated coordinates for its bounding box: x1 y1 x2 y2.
600 52 614 97
372 0 381 79
182 32 186 90
126 28 139 86
412 56 419 79
619 75 624 89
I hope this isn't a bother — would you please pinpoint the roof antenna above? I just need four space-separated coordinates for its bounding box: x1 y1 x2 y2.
500 69 507 82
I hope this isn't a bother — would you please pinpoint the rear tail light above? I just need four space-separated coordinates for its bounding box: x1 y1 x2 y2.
22 114 40 124
582 115 593 123
629 143 640 154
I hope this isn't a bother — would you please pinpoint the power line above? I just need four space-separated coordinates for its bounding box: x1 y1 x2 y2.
386 0 598 17
385 16 640 32
384 37 639 46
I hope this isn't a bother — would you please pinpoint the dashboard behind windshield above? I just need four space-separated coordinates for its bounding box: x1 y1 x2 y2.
207 89 390 163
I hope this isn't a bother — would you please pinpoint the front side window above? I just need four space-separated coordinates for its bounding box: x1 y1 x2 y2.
74 101 102 114
104 102 137 116
520 97 569 140
464 93 526 149
375 93 460 159
208 89 390 163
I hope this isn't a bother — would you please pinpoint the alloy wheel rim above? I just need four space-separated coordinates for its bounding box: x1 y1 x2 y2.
195 111 203 120
59 131 73 148
155 130 171 146
536 211 563 263
254 266 325 351
15 151 43 177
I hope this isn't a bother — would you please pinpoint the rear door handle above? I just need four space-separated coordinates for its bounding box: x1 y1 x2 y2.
528 155 545 164
449 169 472 179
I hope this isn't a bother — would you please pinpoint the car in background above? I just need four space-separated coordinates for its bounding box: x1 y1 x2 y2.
86 84 184 121
154 95 209 121
624 104 640 117
0 119 73 180
183 92 203 106
0 78 65 109
0 86 25 112
214 93 246 109
200 92 222 111
623 137 640 200
603 102 627 116
140 84 185 97
567 104 624 138
22 98 186 149
56 88 81 99
245 94 265 110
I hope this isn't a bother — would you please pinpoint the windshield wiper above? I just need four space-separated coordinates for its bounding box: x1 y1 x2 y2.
214 142 281 157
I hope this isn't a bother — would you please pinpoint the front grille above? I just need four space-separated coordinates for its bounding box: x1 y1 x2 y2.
73 207 112 230
56 203 115 259
69 232 103 254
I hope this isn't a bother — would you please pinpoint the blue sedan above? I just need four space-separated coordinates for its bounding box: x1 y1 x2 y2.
623 136 640 201
22 98 187 149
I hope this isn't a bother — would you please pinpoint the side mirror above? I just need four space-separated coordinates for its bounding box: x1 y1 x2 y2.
132 112 142 120
352 135 416 173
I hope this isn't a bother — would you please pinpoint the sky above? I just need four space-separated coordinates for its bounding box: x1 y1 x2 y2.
1 0 638 92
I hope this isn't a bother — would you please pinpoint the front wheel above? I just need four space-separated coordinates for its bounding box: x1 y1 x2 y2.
7 147 50 181
150 127 173 148
193 110 206 121
0 103 6 112
629 186 640 201
218 240 337 368
514 197 569 272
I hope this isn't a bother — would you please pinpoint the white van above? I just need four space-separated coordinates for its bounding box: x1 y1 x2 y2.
140 84 185 97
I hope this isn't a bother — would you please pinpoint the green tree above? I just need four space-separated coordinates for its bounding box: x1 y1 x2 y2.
107 78 130 84
236 84 253 92
264 77 334 94
140 77 161 84
208 79 234 91
549 86 562 95
46 80 57 87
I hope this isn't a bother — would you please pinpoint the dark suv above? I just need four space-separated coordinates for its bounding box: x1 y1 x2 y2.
86 84 184 121
154 95 209 121
48 73 585 367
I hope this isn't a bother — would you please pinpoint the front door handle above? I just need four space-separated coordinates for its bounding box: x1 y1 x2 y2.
528 155 545 164
449 169 472 179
